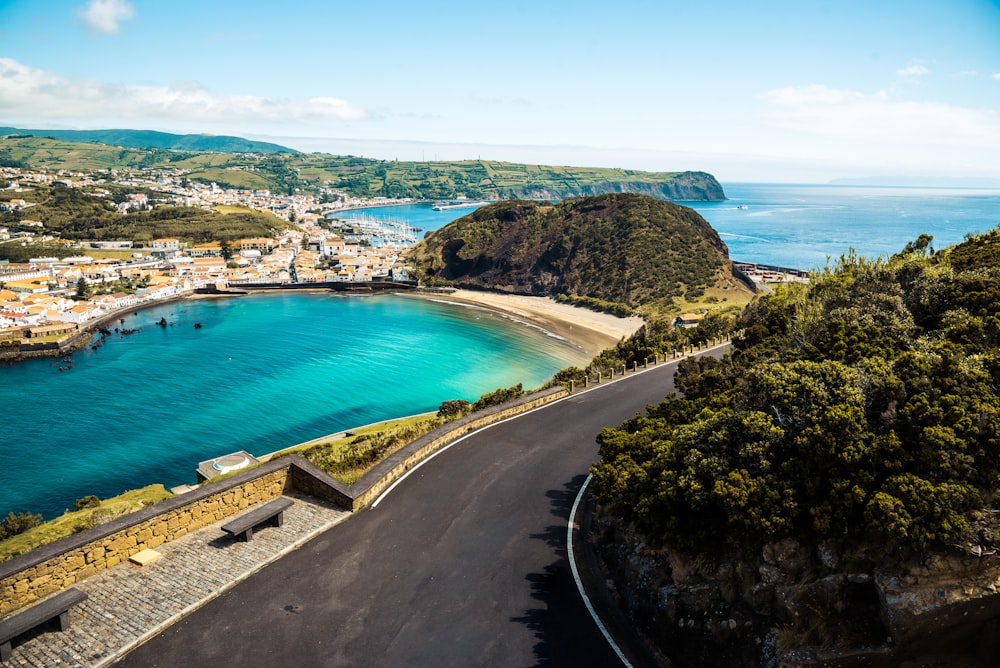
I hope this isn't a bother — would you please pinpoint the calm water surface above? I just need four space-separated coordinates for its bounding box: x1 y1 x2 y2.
1 293 586 519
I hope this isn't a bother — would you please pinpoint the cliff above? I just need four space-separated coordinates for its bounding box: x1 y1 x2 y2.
496 171 726 201
593 512 1000 667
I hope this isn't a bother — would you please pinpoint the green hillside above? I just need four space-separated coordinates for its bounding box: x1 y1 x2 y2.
0 184 290 257
0 135 725 202
0 127 297 154
593 230 1000 555
410 193 753 312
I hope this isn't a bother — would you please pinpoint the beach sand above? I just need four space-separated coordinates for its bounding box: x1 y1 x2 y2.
404 289 645 358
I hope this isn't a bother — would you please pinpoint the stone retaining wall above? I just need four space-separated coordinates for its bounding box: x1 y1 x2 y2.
0 466 294 616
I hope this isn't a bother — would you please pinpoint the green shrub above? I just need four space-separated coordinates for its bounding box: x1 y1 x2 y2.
74 495 101 510
471 384 524 412
437 399 471 419
0 511 43 540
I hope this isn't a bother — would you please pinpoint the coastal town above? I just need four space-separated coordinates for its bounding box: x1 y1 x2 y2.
0 162 419 347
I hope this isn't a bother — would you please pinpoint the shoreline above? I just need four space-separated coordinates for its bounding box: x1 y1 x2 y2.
259 290 646 460
401 289 644 359
1 285 644 365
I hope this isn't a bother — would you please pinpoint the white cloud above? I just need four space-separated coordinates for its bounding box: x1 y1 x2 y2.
994 72 1000 81
952 70 978 78
897 64 929 77
78 0 135 35
759 84 1000 148
0 58 369 125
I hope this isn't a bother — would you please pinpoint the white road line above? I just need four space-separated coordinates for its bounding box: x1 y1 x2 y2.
568 474 633 667
370 341 729 508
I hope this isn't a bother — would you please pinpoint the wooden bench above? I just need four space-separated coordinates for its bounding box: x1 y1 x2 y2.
0 587 88 663
221 497 294 542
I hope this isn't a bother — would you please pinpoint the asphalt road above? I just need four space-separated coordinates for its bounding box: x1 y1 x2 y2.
113 352 720 667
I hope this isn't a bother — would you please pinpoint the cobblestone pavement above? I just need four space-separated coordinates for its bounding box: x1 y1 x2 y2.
2 494 351 667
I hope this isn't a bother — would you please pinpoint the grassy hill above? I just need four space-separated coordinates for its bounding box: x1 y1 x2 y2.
0 135 725 202
0 127 297 154
410 193 753 313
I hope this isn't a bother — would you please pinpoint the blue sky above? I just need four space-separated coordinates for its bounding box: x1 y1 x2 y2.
1 0 998 182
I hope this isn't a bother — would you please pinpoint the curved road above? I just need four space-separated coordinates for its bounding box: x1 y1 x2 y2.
114 351 722 667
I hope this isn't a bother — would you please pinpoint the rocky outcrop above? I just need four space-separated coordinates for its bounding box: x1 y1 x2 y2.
591 511 1000 667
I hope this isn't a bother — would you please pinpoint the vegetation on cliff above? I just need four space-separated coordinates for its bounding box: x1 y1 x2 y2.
410 193 753 313
592 230 1000 556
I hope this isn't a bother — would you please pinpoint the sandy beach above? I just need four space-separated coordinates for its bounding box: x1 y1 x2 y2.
404 289 645 359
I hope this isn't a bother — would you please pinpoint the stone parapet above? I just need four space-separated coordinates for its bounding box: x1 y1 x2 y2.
0 465 293 616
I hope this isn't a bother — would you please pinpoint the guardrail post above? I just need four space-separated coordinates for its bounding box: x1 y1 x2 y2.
598 372 602 384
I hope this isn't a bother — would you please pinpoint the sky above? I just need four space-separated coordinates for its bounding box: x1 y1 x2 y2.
0 0 999 183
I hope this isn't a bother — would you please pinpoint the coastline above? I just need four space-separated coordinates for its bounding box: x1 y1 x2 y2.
2 285 643 365
400 289 644 359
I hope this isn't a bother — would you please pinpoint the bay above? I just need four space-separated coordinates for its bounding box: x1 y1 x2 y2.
0 293 587 520
4 183 999 521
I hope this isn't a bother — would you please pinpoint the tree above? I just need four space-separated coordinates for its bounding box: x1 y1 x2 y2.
0 511 43 540
74 276 91 300
219 239 233 261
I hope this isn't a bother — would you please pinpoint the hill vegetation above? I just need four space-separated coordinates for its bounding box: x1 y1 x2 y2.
410 193 753 313
0 127 296 154
0 184 289 258
591 230 1000 556
0 134 725 202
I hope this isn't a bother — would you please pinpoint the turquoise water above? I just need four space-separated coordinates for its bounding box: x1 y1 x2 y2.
0 293 587 520
4 184 999 520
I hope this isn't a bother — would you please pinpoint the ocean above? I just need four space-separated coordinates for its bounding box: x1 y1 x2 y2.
3 183 999 520
690 183 1000 271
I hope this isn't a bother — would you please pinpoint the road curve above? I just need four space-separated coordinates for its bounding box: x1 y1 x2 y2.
113 351 722 667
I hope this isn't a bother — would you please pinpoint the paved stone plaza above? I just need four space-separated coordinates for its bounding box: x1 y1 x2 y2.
1 495 350 667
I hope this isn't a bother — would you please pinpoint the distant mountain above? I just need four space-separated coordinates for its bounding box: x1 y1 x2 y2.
829 175 1000 188
0 127 297 154
411 193 753 310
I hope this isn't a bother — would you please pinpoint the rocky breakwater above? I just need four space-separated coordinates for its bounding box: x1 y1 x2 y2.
592 512 1000 667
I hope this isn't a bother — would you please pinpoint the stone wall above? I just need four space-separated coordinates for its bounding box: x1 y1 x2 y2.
0 465 292 616
348 386 568 510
